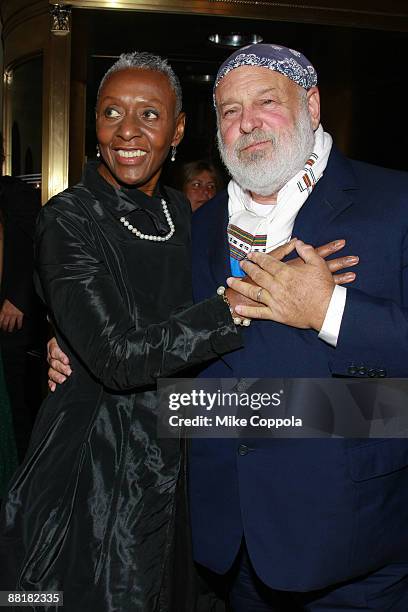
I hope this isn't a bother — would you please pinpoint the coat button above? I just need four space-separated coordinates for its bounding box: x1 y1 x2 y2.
238 444 249 456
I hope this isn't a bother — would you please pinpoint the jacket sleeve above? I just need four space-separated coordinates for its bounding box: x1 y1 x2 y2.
329 230 408 377
35 202 242 391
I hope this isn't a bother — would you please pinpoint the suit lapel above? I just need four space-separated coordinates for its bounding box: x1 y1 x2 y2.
208 192 231 287
292 147 358 243
204 193 238 370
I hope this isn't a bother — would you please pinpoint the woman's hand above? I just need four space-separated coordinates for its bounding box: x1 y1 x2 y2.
285 238 358 285
47 337 72 392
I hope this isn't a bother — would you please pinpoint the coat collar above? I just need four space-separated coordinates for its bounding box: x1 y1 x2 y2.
206 192 231 287
292 146 358 243
80 161 166 219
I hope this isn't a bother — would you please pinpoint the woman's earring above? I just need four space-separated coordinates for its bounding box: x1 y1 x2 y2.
170 146 177 162
96 144 101 158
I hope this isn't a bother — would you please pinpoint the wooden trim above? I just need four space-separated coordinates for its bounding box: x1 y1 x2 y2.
2 67 13 176
1 1 47 39
52 0 408 31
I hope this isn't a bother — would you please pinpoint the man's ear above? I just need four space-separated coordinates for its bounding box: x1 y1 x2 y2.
307 87 320 130
172 112 186 147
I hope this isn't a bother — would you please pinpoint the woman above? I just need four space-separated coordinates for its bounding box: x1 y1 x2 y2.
180 160 222 212
0 52 245 611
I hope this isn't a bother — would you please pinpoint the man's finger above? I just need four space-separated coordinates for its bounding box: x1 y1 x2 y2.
16 315 23 330
50 347 71 366
235 304 272 319
53 349 70 365
295 240 324 266
47 339 70 367
266 238 297 261
333 272 356 285
227 277 271 304
48 369 67 384
238 259 285 293
49 359 72 376
227 277 256 300
48 380 56 393
47 338 57 361
242 251 286 276
314 239 345 259
241 276 257 287
326 255 359 273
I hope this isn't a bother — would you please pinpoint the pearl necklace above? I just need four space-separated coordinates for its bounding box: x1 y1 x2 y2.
119 199 175 241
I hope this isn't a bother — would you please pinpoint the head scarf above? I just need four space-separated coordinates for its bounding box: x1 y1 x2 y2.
214 43 317 97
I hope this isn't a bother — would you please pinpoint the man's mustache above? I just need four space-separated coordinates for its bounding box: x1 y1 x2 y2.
233 129 276 156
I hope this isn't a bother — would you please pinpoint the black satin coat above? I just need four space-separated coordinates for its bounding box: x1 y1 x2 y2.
0 163 241 611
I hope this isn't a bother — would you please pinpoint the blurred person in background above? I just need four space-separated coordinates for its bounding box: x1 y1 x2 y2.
0 156 45 463
0 215 18 500
180 159 223 212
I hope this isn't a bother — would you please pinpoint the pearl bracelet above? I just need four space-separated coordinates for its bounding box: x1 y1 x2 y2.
217 286 251 327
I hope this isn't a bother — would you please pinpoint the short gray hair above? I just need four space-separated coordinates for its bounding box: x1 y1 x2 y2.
97 51 182 116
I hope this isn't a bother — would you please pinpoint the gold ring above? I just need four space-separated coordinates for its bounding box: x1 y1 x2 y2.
256 288 263 302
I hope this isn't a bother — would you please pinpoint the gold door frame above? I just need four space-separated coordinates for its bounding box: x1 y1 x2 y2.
1 2 71 203
2 65 13 177
42 23 71 203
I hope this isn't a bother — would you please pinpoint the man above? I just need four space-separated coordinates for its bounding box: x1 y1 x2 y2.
189 44 408 610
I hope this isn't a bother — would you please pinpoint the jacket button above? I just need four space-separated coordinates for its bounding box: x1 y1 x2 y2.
348 365 357 375
238 444 249 456
377 368 386 377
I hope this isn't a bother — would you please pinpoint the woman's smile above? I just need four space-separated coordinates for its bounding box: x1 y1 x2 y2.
96 68 185 194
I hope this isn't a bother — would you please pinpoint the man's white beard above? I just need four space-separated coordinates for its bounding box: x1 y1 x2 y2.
217 99 315 197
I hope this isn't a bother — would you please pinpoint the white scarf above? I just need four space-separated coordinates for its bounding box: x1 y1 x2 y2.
227 125 333 259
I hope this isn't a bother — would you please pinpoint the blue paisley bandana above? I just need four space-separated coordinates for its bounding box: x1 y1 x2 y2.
214 43 317 95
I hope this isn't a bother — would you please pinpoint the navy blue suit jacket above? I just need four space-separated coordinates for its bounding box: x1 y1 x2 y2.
189 148 408 591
